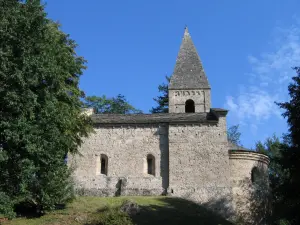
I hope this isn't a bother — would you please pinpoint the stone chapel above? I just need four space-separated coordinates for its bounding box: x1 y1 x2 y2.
69 27 270 221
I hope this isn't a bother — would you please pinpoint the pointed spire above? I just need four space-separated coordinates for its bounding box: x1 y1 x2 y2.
169 27 210 90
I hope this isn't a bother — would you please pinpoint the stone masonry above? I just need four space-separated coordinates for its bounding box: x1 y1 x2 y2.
69 27 270 223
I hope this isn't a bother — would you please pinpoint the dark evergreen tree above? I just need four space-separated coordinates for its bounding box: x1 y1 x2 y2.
255 135 290 224
256 135 284 181
150 76 170 113
0 0 92 217
274 67 300 225
84 94 142 114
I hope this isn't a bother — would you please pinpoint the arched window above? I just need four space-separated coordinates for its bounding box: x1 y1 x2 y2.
185 99 195 113
100 154 108 175
251 167 262 184
147 154 155 176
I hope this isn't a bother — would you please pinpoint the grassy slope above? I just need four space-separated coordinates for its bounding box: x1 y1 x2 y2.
2 197 233 225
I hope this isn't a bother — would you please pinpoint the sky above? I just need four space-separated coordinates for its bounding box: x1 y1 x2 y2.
45 0 300 149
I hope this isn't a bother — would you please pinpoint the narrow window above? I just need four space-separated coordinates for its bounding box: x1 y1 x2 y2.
100 154 108 175
147 154 155 176
185 99 195 113
251 167 261 184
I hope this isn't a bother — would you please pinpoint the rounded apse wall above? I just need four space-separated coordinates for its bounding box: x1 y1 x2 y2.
229 150 270 224
229 150 270 185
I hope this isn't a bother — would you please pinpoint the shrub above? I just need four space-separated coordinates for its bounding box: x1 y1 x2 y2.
0 192 16 219
120 199 140 216
87 208 133 225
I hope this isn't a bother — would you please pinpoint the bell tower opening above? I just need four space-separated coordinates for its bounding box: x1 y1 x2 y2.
185 99 195 113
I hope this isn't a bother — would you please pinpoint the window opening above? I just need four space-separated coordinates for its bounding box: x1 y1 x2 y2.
147 154 155 175
100 154 108 175
185 99 195 113
251 166 262 184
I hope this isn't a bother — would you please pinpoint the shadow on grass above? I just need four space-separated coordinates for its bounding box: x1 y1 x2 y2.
86 197 234 225
130 197 233 225
13 203 67 219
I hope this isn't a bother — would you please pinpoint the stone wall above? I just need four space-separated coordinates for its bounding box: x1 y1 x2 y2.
69 123 169 196
229 150 270 224
72 109 270 223
168 115 232 215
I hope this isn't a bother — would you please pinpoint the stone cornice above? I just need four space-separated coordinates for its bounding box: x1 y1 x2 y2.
229 150 270 165
210 108 228 117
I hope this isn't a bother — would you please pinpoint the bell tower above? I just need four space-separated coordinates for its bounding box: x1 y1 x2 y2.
169 27 211 113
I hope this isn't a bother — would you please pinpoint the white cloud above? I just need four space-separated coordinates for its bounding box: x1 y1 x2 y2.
226 91 279 121
226 96 238 111
226 21 300 126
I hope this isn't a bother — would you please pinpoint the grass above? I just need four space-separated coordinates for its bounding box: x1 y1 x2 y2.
1 196 233 225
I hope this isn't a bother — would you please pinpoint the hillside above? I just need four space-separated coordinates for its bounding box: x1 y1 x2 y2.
2 196 233 225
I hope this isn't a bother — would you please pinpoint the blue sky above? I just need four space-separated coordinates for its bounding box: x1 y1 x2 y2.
45 0 300 148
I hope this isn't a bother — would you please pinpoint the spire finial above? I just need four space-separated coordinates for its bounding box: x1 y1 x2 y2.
184 25 189 34
184 25 190 37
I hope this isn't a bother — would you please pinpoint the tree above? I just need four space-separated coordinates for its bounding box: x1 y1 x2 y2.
256 135 283 179
0 0 91 218
274 67 300 225
150 76 170 113
227 124 242 146
255 135 289 223
84 94 142 114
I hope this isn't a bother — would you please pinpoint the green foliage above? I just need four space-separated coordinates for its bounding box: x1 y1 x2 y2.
84 94 142 114
255 135 287 187
227 124 241 146
150 76 170 113
88 208 133 225
255 135 287 223
0 192 16 219
0 0 91 218
258 67 300 225
278 220 292 225
274 67 300 225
